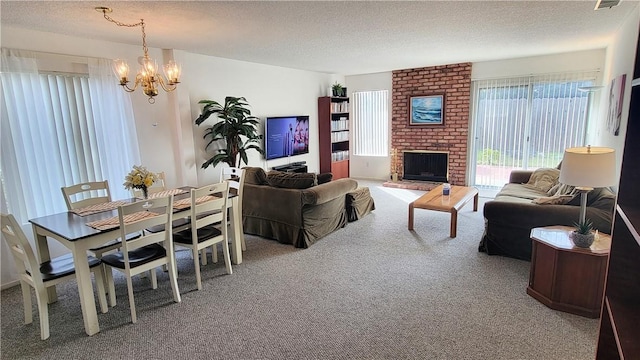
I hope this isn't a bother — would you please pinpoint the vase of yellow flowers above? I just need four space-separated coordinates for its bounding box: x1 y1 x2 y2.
123 165 157 199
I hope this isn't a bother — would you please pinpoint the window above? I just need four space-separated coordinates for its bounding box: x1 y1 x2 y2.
1 49 140 223
352 90 389 156
470 71 599 188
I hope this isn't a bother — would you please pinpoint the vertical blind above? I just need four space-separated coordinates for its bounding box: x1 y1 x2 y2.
352 90 389 156
1 49 140 223
470 71 599 188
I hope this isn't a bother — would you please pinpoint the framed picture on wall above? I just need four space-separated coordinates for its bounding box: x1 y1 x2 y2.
409 94 445 126
606 74 626 136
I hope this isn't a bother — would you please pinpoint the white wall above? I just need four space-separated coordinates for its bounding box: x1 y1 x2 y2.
345 72 393 180
183 52 334 186
0 26 335 287
471 49 607 80
595 7 640 184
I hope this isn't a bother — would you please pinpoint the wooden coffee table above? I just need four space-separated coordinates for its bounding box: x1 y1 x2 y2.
408 184 479 238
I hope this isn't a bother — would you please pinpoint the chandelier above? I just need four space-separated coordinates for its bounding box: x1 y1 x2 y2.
96 7 180 104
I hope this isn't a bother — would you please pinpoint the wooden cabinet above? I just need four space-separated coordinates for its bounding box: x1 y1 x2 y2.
595 32 640 359
527 226 611 318
318 96 350 180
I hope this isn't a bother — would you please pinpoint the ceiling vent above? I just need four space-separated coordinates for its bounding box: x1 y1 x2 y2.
595 0 621 10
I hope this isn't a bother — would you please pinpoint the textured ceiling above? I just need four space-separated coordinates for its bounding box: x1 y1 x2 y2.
1 1 637 75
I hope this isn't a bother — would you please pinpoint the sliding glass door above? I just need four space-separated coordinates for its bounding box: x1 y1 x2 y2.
470 72 598 188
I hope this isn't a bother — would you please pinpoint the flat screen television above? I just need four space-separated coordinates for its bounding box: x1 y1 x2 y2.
264 115 309 160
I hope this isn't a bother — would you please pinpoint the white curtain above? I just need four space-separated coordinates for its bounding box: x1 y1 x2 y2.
87 58 141 200
1 48 140 224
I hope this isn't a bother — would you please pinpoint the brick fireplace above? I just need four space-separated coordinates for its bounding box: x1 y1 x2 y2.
391 63 471 186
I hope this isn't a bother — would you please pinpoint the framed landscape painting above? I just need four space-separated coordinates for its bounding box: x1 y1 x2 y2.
409 94 445 126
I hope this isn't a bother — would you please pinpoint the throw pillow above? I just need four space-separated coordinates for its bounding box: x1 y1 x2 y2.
243 167 268 185
317 172 333 185
266 171 317 189
525 168 560 193
532 195 575 205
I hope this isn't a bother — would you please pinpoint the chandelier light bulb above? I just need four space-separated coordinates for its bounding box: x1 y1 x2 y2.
112 59 130 84
163 61 181 85
142 58 157 75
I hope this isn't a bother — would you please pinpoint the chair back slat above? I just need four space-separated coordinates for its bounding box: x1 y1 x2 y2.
220 167 244 196
190 182 229 237
117 195 174 264
1 213 42 284
61 181 111 210
219 167 247 252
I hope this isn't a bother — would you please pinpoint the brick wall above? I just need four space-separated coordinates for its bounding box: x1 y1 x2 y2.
392 63 472 185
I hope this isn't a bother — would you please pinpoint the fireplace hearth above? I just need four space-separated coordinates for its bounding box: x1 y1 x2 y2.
403 151 448 182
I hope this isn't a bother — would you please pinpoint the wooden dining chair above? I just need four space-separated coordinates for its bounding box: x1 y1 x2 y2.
131 171 166 198
172 182 232 290
1 213 108 340
61 181 125 258
101 195 181 323
61 180 112 210
219 167 247 251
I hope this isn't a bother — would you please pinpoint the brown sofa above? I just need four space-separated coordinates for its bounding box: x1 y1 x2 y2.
242 167 359 248
478 168 615 261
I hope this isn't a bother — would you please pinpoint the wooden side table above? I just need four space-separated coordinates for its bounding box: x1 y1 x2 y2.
527 226 611 318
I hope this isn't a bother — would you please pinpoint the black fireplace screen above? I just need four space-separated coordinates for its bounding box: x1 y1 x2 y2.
403 152 448 182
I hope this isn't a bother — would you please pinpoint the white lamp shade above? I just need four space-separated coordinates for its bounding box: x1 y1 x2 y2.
559 146 616 188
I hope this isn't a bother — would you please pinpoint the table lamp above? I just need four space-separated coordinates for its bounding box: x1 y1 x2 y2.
559 146 616 224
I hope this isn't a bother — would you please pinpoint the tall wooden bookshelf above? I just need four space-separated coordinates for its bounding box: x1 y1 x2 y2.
318 96 350 179
595 30 640 360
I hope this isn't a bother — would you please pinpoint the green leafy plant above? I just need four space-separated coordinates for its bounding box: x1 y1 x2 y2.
332 82 344 97
477 148 501 165
574 219 594 235
195 96 264 169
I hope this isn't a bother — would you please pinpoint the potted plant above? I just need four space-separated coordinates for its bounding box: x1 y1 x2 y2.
570 219 595 248
195 96 264 169
332 82 344 97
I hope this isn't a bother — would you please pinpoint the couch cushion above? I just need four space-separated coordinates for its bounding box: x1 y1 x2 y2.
243 167 268 185
525 168 560 193
317 172 333 185
267 171 317 189
495 183 549 202
586 187 616 209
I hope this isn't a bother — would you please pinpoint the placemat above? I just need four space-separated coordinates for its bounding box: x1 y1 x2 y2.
86 211 160 231
138 188 188 200
173 195 217 210
71 200 129 217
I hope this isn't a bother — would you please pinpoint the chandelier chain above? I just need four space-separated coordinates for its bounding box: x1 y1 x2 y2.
101 10 148 57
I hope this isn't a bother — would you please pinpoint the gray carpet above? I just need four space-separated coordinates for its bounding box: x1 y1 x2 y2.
1 180 598 359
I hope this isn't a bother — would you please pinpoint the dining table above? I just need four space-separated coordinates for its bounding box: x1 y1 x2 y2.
28 187 243 336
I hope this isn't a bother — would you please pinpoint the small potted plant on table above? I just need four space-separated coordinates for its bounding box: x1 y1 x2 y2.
570 219 596 248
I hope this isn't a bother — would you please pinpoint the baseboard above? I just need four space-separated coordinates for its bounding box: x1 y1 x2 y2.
1 280 19 290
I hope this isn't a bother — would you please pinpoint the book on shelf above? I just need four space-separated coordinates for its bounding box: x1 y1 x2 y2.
331 119 349 131
331 150 349 162
330 131 349 142
331 102 349 113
